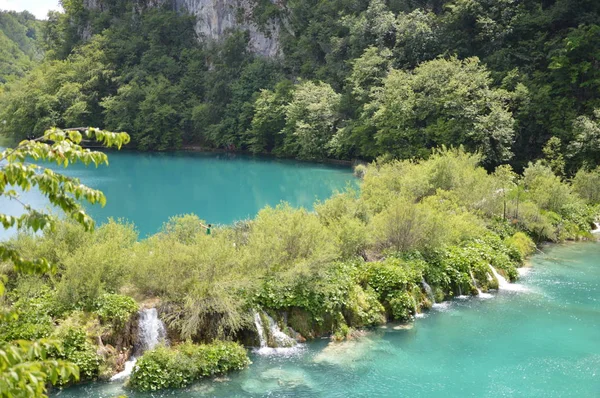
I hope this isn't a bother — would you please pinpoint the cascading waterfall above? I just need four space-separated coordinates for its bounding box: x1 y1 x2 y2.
488 264 510 289
469 270 493 299
253 311 268 348
488 264 529 292
421 278 435 303
136 308 167 353
593 222 600 234
253 310 300 355
110 308 167 382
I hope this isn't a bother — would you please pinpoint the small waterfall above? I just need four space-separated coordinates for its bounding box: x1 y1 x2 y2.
421 278 435 303
110 308 167 382
470 270 493 299
136 308 167 353
253 311 268 348
457 283 467 298
592 222 600 234
253 311 301 356
109 359 137 382
488 264 529 292
488 265 510 289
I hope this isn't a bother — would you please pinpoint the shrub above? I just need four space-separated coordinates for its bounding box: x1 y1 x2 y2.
389 291 416 320
55 220 137 309
129 341 250 391
50 324 101 383
359 258 423 301
572 167 600 205
95 293 138 329
344 285 386 327
0 285 56 341
505 232 536 259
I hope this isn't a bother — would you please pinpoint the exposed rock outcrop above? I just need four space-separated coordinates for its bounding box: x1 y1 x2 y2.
83 0 284 57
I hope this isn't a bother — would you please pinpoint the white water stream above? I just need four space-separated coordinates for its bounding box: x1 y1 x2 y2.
253 311 302 356
488 264 529 292
109 308 167 382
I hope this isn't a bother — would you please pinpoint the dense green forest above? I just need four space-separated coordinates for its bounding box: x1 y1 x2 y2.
1 0 599 171
0 11 43 84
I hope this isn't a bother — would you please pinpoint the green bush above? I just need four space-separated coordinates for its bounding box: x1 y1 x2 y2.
95 293 138 329
0 285 55 341
344 285 386 327
359 258 423 301
389 291 416 320
129 341 250 391
50 324 101 383
505 232 536 259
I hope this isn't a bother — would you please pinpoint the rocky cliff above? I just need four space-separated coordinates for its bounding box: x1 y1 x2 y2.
84 0 284 57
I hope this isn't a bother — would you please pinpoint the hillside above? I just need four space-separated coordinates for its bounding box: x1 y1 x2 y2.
0 10 43 83
0 0 599 171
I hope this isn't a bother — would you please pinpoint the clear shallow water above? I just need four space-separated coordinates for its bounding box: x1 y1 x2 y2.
55 242 600 398
0 151 354 240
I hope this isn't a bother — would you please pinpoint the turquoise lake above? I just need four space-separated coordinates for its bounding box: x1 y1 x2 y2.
55 242 600 397
0 151 355 240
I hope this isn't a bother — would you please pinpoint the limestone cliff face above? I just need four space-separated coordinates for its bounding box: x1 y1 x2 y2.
174 0 283 57
84 0 284 57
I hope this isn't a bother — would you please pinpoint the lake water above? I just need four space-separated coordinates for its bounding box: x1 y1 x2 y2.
0 151 355 240
55 242 600 397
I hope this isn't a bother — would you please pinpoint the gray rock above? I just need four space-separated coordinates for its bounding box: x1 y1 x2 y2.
84 0 284 57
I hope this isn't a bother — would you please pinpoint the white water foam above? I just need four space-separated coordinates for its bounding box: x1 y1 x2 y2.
109 358 137 382
432 302 452 311
489 264 530 292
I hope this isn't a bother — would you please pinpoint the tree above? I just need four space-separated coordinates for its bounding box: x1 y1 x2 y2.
247 80 293 153
542 136 565 177
369 57 516 166
493 164 517 220
568 109 600 170
0 127 129 397
281 81 341 159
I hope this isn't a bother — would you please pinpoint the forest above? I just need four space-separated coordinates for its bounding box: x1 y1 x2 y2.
0 0 599 172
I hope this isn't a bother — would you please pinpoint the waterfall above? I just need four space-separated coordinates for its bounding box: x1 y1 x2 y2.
110 308 167 382
253 311 268 348
592 222 600 234
488 265 510 288
470 270 493 299
109 359 137 382
421 278 435 303
253 310 301 356
136 308 167 353
488 264 529 292
413 297 426 318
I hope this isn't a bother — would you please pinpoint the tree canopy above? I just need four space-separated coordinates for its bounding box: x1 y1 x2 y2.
1 0 599 170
